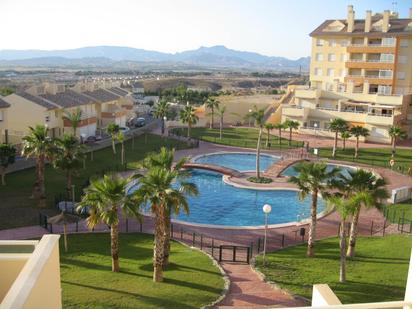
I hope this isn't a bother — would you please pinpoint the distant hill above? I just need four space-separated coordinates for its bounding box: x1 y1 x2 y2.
0 45 310 71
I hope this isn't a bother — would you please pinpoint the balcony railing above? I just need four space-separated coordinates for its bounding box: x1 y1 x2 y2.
347 75 393 80
348 43 396 47
348 59 394 63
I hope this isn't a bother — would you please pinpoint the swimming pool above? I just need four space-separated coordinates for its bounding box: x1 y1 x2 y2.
281 163 355 177
193 152 279 172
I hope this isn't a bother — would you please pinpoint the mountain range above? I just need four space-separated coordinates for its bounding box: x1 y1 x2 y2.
0 45 310 71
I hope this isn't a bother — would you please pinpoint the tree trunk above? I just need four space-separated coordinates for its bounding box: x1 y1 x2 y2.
187 124 191 139
67 170 72 200
112 138 116 154
153 205 166 282
1 166 6 185
391 137 396 158
256 128 262 178
339 220 347 282
110 222 120 272
210 109 213 129
31 160 40 199
342 138 346 150
121 142 125 165
266 129 270 147
161 119 165 134
289 128 292 146
347 207 360 258
332 131 338 157
163 211 171 268
278 128 282 145
37 156 46 207
219 117 223 139
307 191 318 257
355 137 359 158
63 224 68 252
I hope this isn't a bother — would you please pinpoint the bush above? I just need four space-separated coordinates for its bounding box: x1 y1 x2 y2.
247 176 273 184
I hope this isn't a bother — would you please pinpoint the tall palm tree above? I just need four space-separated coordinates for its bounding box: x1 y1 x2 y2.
332 169 389 258
264 123 275 147
132 163 198 282
0 143 16 186
179 105 199 139
284 120 299 146
329 118 349 157
340 131 351 151
216 105 227 140
153 99 170 135
54 134 85 197
106 123 120 154
247 106 266 179
288 162 340 257
22 125 56 206
205 98 220 129
388 125 407 158
77 174 139 272
350 126 369 158
65 108 83 136
274 123 285 145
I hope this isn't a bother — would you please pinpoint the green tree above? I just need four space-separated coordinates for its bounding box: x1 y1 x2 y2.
0 143 16 185
205 98 220 129
216 105 227 140
106 123 120 154
65 108 83 136
340 131 351 151
288 162 340 257
153 99 170 134
22 125 56 206
264 123 275 147
54 134 85 197
329 118 349 157
179 105 199 139
350 126 369 158
284 120 299 146
274 123 285 145
77 174 139 272
132 158 198 282
247 106 266 179
388 125 407 158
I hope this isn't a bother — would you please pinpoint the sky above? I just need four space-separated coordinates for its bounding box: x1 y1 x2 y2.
0 0 411 59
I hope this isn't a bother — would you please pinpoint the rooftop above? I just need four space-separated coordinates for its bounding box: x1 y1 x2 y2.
15 92 58 110
0 98 10 108
83 88 120 103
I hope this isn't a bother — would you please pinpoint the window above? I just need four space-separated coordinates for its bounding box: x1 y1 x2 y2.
314 68 322 76
315 53 323 61
324 122 330 129
310 120 320 128
377 85 392 95
379 70 393 78
327 68 334 77
328 53 336 62
380 53 394 62
316 39 324 46
382 37 395 46
400 39 409 47
329 39 337 47
340 53 347 62
340 40 349 47
397 72 406 80
398 56 407 64
45 115 50 122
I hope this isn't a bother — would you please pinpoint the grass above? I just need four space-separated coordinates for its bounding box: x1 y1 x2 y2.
170 127 304 150
0 134 190 230
60 233 224 309
318 147 412 175
255 235 411 304
384 200 412 224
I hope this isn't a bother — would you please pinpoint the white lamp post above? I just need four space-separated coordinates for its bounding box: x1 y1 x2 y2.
262 204 272 266
248 109 252 127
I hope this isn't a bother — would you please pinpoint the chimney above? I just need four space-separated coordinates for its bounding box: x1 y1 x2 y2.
382 10 390 32
347 5 355 32
365 10 372 32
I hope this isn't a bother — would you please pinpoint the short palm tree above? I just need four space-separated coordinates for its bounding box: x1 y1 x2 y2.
54 134 85 197
0 143 16 186
388 125 407 158
264 123 275 147
153 99 170 134
65 108 83 136
274 123 285 145
205 98 220 129
179 105 199 139
284 120 299 146
288 162 340 257
77 174 139 272
340 131 351 151
329 118 349 157
350 126 369 158
247 106 266 179
106 123 120 154
216 105 227 140
132 163 198 282
22 125 56 206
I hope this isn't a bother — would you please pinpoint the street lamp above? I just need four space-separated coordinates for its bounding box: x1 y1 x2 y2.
248 109 252 127
262 204 272 266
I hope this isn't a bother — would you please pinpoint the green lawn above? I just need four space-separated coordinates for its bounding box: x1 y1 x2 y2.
61 233 224 309
384 200 412 224
0 134 190 229
170 127 304 150
255 235 411 304
318 148 412 175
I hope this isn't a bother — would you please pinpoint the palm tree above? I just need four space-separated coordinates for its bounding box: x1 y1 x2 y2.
153 99 170 135
264 123 275 147
288 162 340 257
247 106 266 179
132 161 198 282
179 105 199 139
65 108 83 136
77 174 139 272
54 134 85 197
205 98 220 129
106 123 120 154
117 132 125 165
22 125 56 206
388 125 407 158
340 131 351 151
350 126 369 158
0 143 16 186
329 118 349 157
284 120 299 146
274 123 285 145
216 105 227 140
332 169 388 258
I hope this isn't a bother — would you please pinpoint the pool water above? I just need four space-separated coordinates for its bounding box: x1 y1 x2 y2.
194 152 279 172
282 163 355 178
129 169 326 227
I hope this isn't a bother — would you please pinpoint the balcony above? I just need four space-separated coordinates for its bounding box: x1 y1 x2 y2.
345 60 394 70
365 113 395 125
294 88 320 99
347 44 396 54
345 75 393 86
282 106 306 118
